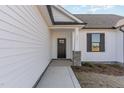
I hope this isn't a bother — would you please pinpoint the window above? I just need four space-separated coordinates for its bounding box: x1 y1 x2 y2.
87 33 105 52
92 34 100 52
59 40 65 44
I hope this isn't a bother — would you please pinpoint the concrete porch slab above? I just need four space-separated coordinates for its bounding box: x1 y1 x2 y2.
50 59 73 66
36 60 80 88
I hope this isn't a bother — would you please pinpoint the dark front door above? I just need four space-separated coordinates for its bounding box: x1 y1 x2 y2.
57 38 66 58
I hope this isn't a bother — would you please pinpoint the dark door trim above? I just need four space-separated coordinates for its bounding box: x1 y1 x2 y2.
57 38 66 58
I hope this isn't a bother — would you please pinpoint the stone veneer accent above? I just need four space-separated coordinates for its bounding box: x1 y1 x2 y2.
73 51 81 66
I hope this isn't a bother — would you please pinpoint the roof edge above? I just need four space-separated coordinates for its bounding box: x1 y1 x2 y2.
46 5 87 25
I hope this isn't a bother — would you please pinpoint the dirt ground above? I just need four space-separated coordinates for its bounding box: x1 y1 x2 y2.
72 63 124 88
72 63 124 76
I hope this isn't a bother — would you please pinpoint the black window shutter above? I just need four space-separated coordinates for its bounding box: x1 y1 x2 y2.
100 33 105 52
87 33 92 52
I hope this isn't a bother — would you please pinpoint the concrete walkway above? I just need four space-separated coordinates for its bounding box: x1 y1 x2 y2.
36 60 81 88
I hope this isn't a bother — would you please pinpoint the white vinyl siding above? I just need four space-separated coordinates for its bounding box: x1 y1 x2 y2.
0 5 51 87
80 29 117 62
116 30 124 63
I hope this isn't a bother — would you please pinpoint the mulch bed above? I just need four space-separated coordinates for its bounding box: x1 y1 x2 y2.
72 63 124 76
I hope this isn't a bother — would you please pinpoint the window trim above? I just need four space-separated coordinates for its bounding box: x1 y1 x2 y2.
87 33 105 52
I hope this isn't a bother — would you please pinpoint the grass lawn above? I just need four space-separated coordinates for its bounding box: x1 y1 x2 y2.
72 63 124 88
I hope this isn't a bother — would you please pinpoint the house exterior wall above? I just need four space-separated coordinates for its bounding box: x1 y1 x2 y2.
51 28 124 63
0 6 51 87
116 30 124 63
51 29 72 59
79 29 119 62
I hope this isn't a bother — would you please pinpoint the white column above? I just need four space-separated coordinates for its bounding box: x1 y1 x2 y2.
72 31 75 51
74 28 80 51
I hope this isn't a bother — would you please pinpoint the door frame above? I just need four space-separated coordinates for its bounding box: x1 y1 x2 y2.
57 38 66 58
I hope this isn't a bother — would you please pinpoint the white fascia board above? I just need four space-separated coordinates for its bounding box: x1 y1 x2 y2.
53 6 84 23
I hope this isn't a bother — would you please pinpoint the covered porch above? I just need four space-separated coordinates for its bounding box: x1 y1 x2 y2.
50 26 82 66
39 5 86 66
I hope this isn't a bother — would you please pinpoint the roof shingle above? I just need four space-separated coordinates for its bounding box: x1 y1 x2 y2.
74 14 124 28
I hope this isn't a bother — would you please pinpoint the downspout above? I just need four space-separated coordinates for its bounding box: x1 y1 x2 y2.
119 27 124 65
